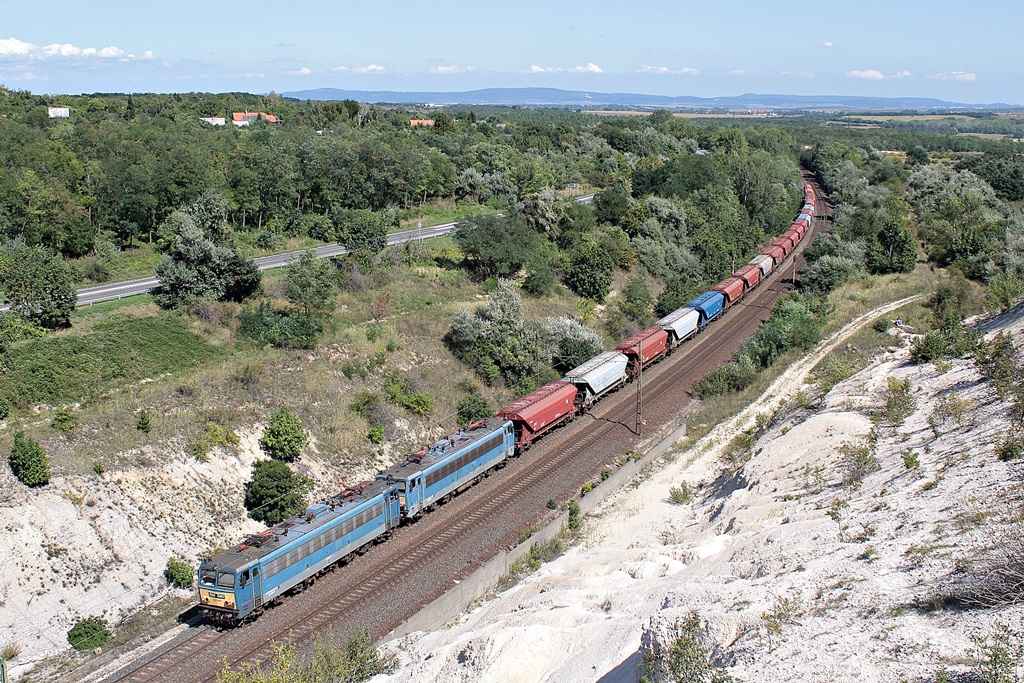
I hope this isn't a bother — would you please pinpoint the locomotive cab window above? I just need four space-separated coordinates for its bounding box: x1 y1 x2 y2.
217 571 235 588
200 569 217 586
239 570 249 587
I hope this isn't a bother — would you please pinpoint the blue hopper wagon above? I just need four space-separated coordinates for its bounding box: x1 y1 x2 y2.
686 291 726 328
197 480 401 624
375 417 515 518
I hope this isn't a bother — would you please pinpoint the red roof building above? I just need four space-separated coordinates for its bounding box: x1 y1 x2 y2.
232 111 280 127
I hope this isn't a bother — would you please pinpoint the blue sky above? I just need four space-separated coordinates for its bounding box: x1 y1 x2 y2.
1 0 1019 104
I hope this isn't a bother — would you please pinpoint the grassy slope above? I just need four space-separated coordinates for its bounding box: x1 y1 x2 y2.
0 242 582 480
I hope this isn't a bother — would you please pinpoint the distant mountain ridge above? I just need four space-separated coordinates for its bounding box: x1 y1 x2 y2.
281 87 1018 110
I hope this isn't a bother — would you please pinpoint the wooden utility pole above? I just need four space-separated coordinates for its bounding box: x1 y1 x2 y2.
635 338 643 435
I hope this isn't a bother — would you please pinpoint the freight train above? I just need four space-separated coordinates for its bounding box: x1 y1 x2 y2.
197 183 818 624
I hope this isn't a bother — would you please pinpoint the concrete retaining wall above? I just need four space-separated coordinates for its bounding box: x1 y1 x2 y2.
386 419 688 641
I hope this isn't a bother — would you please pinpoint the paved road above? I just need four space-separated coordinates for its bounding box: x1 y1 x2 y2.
0 194 595 311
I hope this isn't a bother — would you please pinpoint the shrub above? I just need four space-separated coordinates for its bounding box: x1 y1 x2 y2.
901 449 920 469
669 482 693 504
641 612 734 683
188 422 239 461
996 433 1023 462
9 431 50 487
817 355 854 393
971 622 1023 683
367 423 384 444
136 410 152 433
872 317 892 334
259 408 308 462
384 374 433 416
884 377 916 425
0 399 9 421
601 468 613 481
349 391 380 418
581 481 594 495
67 617 110 651
244 460 312 525
51 407 78 432
692 359 757 398
237 302 322 349
456 393 493 427
841 443 881 488
911 331 951 363
165 557 194 588
567 502 582 533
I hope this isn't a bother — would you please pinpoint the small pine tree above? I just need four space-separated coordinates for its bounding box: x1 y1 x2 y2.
9 431 50 487
136 410 152 433
259 407 308 462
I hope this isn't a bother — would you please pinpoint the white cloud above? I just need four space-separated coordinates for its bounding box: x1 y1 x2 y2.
569 62 603 74
0 37 35 57
726 69 745 76
780 70 816 78
528 64 562 73
848 69 885 80
894 70 913 78
429 65 474 74
288 66 312 76
930 71 977 81
353 64 386 73
0 36 151 62
636 65 698 75
331 65 349 72
823 41 834 48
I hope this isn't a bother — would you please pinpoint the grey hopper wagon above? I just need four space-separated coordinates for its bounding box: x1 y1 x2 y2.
562 351 630 409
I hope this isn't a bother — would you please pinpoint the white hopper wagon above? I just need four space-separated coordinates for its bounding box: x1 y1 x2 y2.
748 253 774 279
657 306 701 348
562 351 630 409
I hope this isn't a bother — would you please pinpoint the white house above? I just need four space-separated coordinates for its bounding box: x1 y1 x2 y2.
199 117 226 126
47 107 70 119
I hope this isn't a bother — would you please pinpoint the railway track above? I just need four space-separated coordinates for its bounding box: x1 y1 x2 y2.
94 180 829 683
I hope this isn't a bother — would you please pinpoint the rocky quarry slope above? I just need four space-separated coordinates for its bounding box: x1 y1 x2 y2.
378 305 1024 683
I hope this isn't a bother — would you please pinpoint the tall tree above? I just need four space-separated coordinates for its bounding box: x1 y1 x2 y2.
0 242 76 329
284 250 335 315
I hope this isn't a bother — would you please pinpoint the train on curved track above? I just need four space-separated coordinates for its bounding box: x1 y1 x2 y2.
196 183 819 625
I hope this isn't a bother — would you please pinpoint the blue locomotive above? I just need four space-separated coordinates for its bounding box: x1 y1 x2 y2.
198 418 513 624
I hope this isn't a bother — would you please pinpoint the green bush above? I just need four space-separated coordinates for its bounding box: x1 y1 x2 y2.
67 617 110 651
996 433 1023 462
259 408 308 462
165 557 194 588
51 408 78 432
244 460 312 525
384 374 433 416
0 399 10 421
237 302 322 349
567 502 582 534
872 317 891 334
367 423 384 444
669 482 693 505
581 481 594 495
457 393 493 426
641 612 734 683
136 410 152 433
692 359 757 398
817 355 855 393
9 432 50 487
884 377 917 425
841 443 881 487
